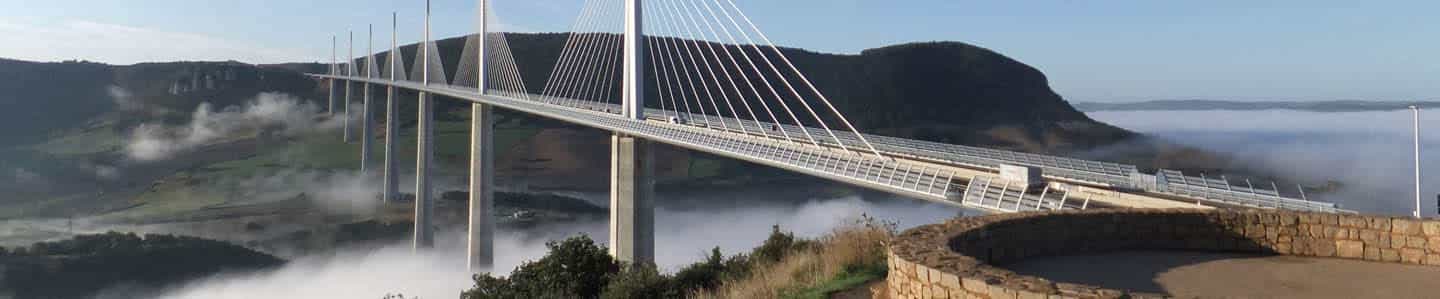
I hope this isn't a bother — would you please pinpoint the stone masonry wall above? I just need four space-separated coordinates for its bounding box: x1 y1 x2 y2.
887 209 1440 299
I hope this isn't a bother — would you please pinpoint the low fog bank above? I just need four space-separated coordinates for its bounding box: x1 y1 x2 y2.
155 195 960 299
1090 110 1440 215
126 92 348 161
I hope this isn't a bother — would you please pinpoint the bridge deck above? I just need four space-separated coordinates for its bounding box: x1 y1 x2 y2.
318 74 1348 214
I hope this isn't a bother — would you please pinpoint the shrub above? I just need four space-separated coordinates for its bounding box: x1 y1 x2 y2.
750 225 813 265
672 247 726 293
601 264 676 299
463 235 620 299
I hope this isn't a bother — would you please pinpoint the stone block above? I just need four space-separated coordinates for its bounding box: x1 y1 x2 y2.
1341 216 1368 228
930 284 948 299
1364 246 1382 261
1429 237 1440 253
989 284 1019 299
1393 219 1423 235
1370 217 1391 230
1337 240 1365 258
1321 214 1339 225
1279 214 1298 226
1326 227 1348 240
1402 248 1426 264
1358 229 1380 244
916 265 931 283
962 277 991 294
1274 242 1292 254
1407 236 1428 249
1313 239 1337 257
926 267 944 284
938 271 961 290
1428 255 1440 266
1425 221 1440 236
1391 234 1408 249
1382 249 1402 262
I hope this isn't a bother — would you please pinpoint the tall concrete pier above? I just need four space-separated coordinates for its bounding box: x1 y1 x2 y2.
609 135 654 264
413 0 436 250
467 104 495 270
360 25 375 175
344 31 354 143
467 0 496 272
382 13 400 203
328 36 337 115
609 0 654 265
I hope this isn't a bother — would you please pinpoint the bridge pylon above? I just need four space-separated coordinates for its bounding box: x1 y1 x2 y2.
414 0 436 250
609 0 655 266
467 0 496 272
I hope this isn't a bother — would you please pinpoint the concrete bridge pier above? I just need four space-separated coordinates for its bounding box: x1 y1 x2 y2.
415 0 436 251
414 91 435 250
467 103 495 271
609 0 653 265
360 82 374 175
467 0 495 272
344 31 354 143
382 85 398 202
609 134 654 265
326 79 338 115
382 12 400 203
343 80 353 143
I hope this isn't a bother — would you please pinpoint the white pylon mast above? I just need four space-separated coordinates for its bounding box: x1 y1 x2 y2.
477 0 488 94
622 0 645 119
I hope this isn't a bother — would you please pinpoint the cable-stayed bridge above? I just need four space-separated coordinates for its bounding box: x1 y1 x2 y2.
315 0 1348 271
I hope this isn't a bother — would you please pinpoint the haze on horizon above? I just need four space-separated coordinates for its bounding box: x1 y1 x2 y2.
1 0 1436 102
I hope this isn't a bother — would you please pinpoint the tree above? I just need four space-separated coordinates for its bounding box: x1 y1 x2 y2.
601 264 675 299
672 247 727 293
751 225 810 264
463 235 620 299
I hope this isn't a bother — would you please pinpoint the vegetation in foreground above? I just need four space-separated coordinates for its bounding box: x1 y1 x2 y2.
460 218 894 299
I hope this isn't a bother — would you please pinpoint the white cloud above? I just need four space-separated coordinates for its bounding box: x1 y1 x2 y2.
0 19 309 64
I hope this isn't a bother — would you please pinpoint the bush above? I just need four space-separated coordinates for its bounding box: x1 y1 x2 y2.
463 235 620 299
601 264 676 299
671 247 752 294
750 225 813 265
672 248 726 293
0 246 8 256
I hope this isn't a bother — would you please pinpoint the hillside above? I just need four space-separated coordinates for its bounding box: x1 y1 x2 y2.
0 59 321 147
341 34 1133 154
3 34 1130 154
0 232 284 299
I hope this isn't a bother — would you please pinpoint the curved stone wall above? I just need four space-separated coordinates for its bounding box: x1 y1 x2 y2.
887 209 1440 299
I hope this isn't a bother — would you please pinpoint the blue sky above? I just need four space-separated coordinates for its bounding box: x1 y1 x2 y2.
0 0 1436 102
